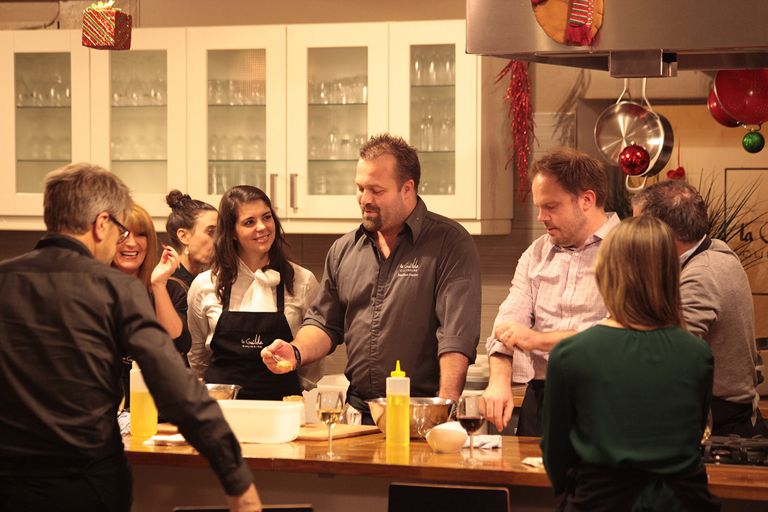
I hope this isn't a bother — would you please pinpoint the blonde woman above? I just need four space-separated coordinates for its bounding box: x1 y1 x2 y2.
541 216 719 511
112 203 190 356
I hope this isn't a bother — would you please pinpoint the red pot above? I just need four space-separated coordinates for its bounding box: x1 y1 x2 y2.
707 87 740 127
714 69 768 125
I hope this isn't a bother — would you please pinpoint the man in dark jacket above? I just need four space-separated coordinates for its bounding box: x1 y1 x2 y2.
0 163 261 512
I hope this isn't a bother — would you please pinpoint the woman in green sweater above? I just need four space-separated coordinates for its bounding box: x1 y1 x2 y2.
541 216 720 511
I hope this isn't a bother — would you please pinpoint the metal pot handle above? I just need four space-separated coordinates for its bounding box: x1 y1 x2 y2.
615 78 630 104
640 77 654 112
625 174 649 192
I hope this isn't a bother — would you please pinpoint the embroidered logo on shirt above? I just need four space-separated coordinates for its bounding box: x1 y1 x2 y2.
397 258 420 277
241 335 263 349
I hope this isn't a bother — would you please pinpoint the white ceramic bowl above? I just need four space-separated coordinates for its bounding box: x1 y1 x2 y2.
218 400 302 444
425 421 468 453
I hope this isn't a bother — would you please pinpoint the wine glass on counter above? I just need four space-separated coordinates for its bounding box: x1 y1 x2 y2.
317 389 344 459
457 395 486 465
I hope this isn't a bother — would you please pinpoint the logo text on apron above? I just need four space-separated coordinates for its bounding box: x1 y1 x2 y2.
240 335 263 349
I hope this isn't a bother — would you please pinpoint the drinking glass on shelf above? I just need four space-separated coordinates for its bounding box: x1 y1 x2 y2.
444 50 456 85
317 390 344 459
420 113 434 152
209 135 220 160
110 136 123 161
339 134 352 159
457 395 486 465
209 164 219 195
16 77 31 107
327 127 339 159
411 52 424 86
149 76 166 106
426 50 439 86
352 75 368 104
232 135 246 160
207 80 216 104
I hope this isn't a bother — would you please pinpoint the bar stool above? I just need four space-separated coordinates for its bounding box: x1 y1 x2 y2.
388 482 510 512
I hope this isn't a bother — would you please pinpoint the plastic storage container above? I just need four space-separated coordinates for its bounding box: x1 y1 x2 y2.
386 360 410 447
129 361 158 439
218 400 302 443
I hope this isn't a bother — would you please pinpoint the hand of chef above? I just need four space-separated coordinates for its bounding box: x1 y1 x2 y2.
226 483 262 511
495 321 539 352
482 375 514 432
261 339 296 374
150 245 180 286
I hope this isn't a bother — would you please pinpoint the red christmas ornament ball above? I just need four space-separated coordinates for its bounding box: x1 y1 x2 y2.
619 144 650 176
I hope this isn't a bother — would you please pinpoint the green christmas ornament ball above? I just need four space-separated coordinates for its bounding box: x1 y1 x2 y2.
742 131 765 153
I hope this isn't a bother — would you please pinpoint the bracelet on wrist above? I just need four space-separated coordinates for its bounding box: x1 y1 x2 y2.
291 344 302 370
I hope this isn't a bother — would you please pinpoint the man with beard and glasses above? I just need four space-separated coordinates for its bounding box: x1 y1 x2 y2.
261 133 481 424
483 148 620 437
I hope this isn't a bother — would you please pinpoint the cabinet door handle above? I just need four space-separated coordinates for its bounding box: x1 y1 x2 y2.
289 173 298 211
269 173 278 207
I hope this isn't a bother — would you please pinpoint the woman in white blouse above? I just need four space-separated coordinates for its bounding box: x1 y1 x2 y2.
187 185 319 400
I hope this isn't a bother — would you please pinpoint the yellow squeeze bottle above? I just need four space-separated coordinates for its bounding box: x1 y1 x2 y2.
129 361 158 439
386 360 410 447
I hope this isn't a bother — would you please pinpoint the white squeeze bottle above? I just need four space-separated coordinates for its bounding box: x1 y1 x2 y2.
386 360 410 447
129 361 158 439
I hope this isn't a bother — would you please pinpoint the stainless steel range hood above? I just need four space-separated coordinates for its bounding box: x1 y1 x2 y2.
466 0 768 77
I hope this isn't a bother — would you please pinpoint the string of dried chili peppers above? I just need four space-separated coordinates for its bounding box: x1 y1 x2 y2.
496 60 534 200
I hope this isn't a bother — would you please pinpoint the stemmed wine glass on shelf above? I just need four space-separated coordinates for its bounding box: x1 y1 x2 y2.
457 395 486 465
316 390 344 459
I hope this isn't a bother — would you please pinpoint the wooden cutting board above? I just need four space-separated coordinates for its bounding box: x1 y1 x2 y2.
157 422 380 441
296 423 380 441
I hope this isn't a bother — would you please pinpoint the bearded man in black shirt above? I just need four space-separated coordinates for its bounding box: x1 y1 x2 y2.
0 163 260 512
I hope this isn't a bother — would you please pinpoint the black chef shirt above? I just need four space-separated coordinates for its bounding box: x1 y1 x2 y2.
0 234 252 495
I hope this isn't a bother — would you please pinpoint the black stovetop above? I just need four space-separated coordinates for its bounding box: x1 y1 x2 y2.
701 435 768 466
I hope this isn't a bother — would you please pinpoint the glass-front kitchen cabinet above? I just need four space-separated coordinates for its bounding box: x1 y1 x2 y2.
187 25 286 219
90 28 187 216
0 21 512 234
283 23 388 226
0 30 90 224
188 23 388 231
390 20 512 231
0 28 184 224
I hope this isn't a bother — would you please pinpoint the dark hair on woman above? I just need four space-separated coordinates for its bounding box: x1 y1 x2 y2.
212 185 295 302
165 190 216 253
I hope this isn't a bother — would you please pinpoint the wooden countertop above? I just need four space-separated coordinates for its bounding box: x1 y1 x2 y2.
124 431 768 502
